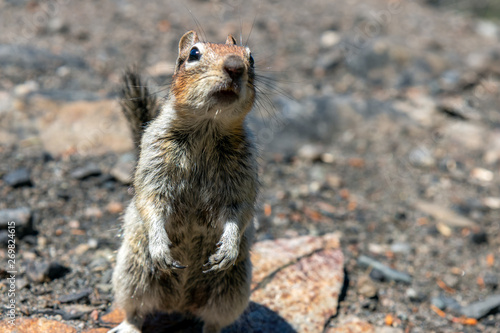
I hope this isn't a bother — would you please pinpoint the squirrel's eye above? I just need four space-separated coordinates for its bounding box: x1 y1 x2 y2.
188 47 201 62
249 54 254 67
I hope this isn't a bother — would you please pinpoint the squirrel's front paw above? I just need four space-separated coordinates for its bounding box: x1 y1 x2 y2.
149 243 186 271
203 240 239 273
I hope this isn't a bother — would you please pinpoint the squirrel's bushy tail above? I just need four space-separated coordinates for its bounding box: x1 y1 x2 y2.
120 69 160 152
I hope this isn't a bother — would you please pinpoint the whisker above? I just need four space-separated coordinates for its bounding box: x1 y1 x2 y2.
184 5 207 42
238 0 243 46
245 9 258 46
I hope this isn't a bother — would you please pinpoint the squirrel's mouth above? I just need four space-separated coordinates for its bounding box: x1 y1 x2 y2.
211 85 240 105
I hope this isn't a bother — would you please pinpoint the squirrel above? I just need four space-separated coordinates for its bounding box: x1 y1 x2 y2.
110 30 259 333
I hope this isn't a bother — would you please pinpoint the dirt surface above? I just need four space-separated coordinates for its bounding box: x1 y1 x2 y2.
1 0 500 332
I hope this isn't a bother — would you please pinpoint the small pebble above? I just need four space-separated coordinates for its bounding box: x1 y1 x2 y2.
470 167 493 182
431 297 446 310
23 252 37 261
68 220 80 229
74 244 90 256
484 273 498 290
70 163 102 180
297 144 323 162
100 269 113 284
409 147 435 168
22 235 37 245
88 238 99 249
321 153 335 163
482 197 500 209
357 275 378 298
96 283 112 293
27 261 70 283
14 81 39 97
16 278 29 290
3 168 33 188
110 153 136 184
84 206 103 219
470 230 488 245
406 288 426 303
390 242 411 254
432 294 461 313
38 236 47 248
106 201 124 214
361 299 378 311
0 230 9 243
320 30 341 48
461 294 500 319
369 268 386 283
443 274 459 289
358 255 412 284
476 20 498 39
0 207 34 237
59 288 92 303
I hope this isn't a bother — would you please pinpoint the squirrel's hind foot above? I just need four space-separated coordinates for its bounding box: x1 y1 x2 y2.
108 320 142 333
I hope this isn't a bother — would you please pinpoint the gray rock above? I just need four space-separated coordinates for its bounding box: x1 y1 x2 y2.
96 283 112 293
345 40 391 77
439 70 461 90
16 277 29 290
90 257 109 271
414 200 477 228
3 168 32 187
460 294 500 319
315 48 343 75
406 288 426 303
70 163 101 180
390 242 412 254
58 288 92 303
0 230 8 244
369 268 386 283
443 274 460 289
484 273 499 290
320 30 341 48
431 296 446 310
27 261 70 283
357 275 378 298
358 255 412 284
476 20 498 39
432 294 462 313
110 153 136 184
100 269 113 285
297 144 324 161
409 147 435 168
0 207 34 238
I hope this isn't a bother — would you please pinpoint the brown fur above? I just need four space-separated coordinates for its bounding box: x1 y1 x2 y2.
110 31 258 333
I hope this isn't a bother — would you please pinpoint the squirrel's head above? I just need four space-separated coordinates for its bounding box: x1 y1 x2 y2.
171 31 256 121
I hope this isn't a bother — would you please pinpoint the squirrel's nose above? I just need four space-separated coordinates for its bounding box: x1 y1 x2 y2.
223 55 245 81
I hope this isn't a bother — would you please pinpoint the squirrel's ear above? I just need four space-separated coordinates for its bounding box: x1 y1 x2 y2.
225 35 237 45
175 31 200 73
178 31 199 55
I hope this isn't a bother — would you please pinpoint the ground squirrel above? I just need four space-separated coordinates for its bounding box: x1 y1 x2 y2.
110 31 258 333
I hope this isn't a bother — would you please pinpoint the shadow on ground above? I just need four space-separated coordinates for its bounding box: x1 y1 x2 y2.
109 302 296 333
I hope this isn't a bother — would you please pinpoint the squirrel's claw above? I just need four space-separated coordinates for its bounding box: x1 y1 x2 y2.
202 241 238 273
172 261 187 269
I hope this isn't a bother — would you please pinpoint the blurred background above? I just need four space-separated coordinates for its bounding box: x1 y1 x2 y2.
1 0 500 332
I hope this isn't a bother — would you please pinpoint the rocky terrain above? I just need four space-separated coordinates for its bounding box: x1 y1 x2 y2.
1 0 500 332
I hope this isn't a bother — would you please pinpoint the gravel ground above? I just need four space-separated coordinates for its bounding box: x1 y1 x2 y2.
1 0 500 332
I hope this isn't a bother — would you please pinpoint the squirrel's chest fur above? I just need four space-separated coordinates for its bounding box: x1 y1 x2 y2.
134 113 257 250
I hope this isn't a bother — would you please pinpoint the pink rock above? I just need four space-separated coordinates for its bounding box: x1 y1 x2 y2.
251 233 344 333
0 318 77 333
